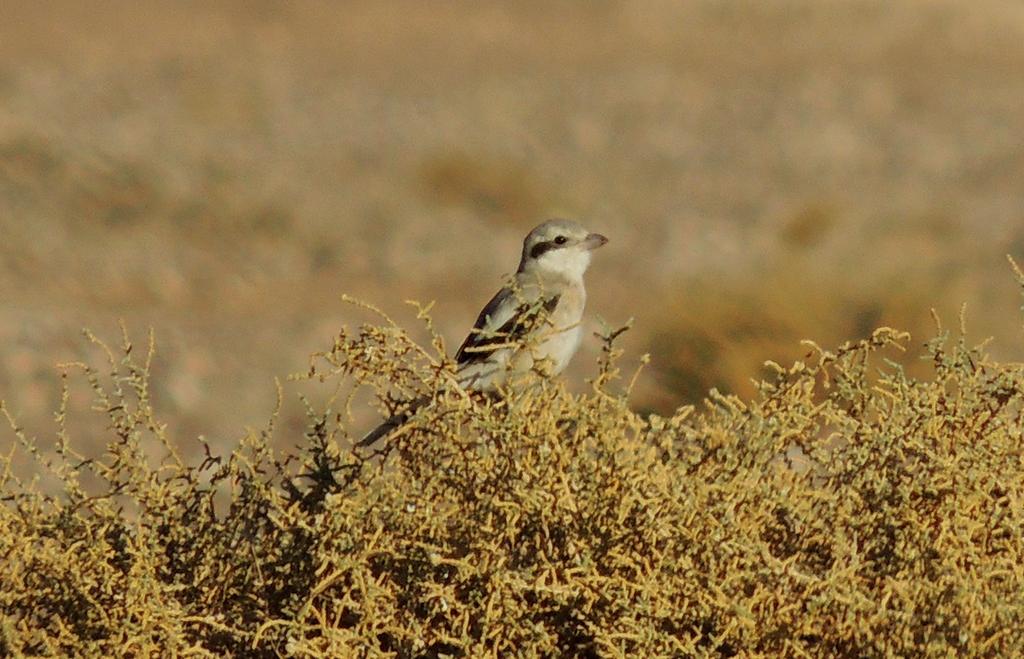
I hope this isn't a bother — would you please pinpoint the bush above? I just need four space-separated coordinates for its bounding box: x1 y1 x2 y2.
2 274 1024 657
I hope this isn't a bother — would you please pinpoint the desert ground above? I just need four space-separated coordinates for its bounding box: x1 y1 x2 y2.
2 0 1023 453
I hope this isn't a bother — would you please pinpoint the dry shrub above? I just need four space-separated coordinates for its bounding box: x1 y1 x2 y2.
2 274 1024 657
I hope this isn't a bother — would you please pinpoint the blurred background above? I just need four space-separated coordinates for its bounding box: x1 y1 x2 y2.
2 0 1023 451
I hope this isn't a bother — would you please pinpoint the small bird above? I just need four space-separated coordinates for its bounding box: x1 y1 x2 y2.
358 218 608 448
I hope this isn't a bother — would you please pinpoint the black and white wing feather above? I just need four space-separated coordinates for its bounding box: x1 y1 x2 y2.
359 284 558 448
454 287 560 367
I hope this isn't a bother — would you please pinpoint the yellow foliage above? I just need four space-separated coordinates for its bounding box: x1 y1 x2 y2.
2 281 1024 656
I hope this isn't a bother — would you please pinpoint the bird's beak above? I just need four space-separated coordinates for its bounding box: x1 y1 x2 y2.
583 233 609 250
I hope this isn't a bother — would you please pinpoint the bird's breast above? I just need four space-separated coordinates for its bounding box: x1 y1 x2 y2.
535 283 586 374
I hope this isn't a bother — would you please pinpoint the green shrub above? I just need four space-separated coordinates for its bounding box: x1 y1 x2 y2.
2 271 1024 657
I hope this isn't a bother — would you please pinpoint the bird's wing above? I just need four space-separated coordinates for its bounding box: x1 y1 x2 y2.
455 283 560 367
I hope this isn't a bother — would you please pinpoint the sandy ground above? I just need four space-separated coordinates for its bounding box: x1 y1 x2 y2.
2 0 1023 454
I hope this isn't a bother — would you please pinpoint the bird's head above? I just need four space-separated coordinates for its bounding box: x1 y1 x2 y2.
517 219 608 282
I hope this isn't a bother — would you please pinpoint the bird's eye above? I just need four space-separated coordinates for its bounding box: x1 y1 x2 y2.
554 235 568 245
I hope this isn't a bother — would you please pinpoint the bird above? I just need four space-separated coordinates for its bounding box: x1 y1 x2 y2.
357 218 608 448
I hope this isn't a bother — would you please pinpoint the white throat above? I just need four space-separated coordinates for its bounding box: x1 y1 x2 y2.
525 248 591 284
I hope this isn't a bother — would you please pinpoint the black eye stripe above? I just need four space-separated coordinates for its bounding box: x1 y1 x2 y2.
529 241 555 259
529 237 570 259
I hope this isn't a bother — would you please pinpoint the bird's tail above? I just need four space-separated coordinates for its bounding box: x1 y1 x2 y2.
356 413 408 448
355 397 427 448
